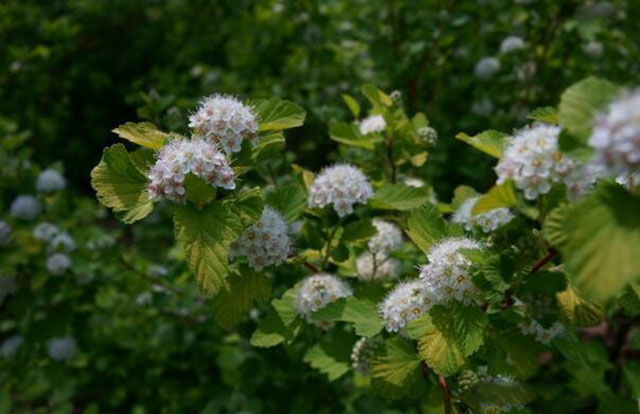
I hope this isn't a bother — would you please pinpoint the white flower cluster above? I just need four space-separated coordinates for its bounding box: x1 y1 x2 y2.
589 90 640 178
368 219 403 253
616 172 640 191
33 223 74 276
1 335 23 359
356 252 400 282
147 137 235 202
500 36 525 54
582 41 603 58
148 265 169 278
230 206 291 270
0 221 12 246
47 254 73 276
418 237 482 305
390 90 403 106
519 320 564 345
417 126 438 145
308 164 373 217
294 273 352 326
188 94 258 153
496 124 589 200
33 222 59 241
351 337 378 376
359 115 386 135
48 336 77 361
36 169 66 193
379 280 435 333
474 57 501 80
403 178 425 188
10 195 41 221
452 197 514 233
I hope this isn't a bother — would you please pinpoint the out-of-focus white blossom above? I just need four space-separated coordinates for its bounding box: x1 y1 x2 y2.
0 221 12 246
230 206 291 270
48 336 77 361
135 291 153 306
147 137 235 202
359 115 386 135
589 90 640 177
516 61 537 81
294 273 352 327
48 232 76 254
356 252 400 282
148 265 169 278
10 195 41 221
500 36 525 54
351 337 378 376
616 172 640 191
474 57 501 80
1 335 23 359
452 197 514 233
419 237 482 305
379 280 436 333
46 253 72 276
308 164 373 217
390 90 403 107
582 41 603 58
519 320 564 344
471 97 494 116
33 222 59 242
36 169 66 192
403 178 425 188
368 219 403 254
417 126 438 145
188 94 258 153
0 275 17 305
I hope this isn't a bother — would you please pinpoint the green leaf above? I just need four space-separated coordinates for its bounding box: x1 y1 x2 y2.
266 183 307 223
212 270 272 329
477 381 535 406
251 97 306 131
561 183 640 301
556 286 603 327
303 330 357 381
252 130 285 161
370 183 431 211
361 84 393 108
250 311 295 348
341 94 360 117
329 122 374 150
90 144 154 224
174 203 246 296
272 287 299 326
488 334 539 379
112 122 170 150
452 185 477 210
406 203 460 254
311 297 384 337
183 174 216 206
370 337 425 400
129 148 156 175
558 77 621 142
527 106 560 124
543 204 570 247
223 187 264 227
341 219 376 243
471 181 517 215
554 334 610 369
455 130 507 158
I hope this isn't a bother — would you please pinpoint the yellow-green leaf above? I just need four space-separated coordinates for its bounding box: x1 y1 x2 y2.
455 130 507 158
112 122 169 150
472 181 517 215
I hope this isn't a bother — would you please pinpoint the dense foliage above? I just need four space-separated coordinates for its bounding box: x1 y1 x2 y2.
2 1 640 413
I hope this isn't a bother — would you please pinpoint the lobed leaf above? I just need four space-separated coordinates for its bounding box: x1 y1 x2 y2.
112 122 170 150
370 183 431 211
251 97 306 131
455 130 507 158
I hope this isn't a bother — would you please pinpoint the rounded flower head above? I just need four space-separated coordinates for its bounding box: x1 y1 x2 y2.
0 221 12 246
452 197 514 233
589 90 640 177
359 115 386 135
46 253 72 276
188 94 258 153
230 206 291 271
36 169 66 193
48 336 77 361
474 57 501 80
10 195 41 221
351 337 378 376
147 137 235 202
496 124 583 200
417 126 438 146
294 273 352 326
500 36 525 54
33 222 59 242
1 335 23 359
368 219 403 254
419 237 482 305
519 320 564 345
356 252 400 282
48 232 76 254
379 280 436 333
403 178 425 188
308 164 373 217
582 41 603 58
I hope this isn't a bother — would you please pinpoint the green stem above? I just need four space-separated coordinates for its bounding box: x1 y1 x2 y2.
321 217 344 270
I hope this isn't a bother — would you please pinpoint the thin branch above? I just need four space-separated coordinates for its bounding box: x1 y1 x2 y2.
303 261 319 273
438 374 453 414
530 248 558 274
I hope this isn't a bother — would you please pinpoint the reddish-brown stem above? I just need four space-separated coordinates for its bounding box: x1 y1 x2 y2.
438 374 453 414
530 248 558 274
303 261 319 273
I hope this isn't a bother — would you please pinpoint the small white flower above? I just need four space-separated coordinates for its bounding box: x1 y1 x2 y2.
148 265 169 277
351 337 378 376
519 320 564 344
0 221 12 246
1 335 23 359
147 137 235 202
356 252 400 282
294 273 352 327
359 115 386 135
10 195 41 221
230 206 291 271
419 237 482 305
36 169 66 193
0 275 17 305
589 90 640 177
474 57 501 80
308 164 373 217
582 41 603 58
33 222 59 242
188 94 258 153
368 219 403 254
46 253 72 276
471 97 494 116
417 126 438 145
403 178 425 188
48 336 77 361
452 197 514 233
379 280 436 333
500 36 525 54
616 172 640 191
135 291 153 306
48 232 76 253
390 90 403 106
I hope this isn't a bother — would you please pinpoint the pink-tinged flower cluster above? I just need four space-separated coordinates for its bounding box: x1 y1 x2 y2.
308 164 373 217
